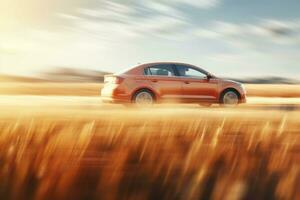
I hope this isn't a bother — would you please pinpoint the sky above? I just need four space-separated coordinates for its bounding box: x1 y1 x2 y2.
0 0 300 78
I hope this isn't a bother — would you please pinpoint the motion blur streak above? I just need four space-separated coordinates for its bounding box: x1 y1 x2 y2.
0 107 299 200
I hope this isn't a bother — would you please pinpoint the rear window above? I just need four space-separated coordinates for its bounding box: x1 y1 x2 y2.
144 65 175 76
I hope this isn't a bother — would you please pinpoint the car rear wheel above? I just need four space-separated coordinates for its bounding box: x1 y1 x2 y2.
133 90 155 105
221 90 239 106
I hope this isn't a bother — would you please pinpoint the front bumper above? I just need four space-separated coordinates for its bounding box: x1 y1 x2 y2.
240 94 247 104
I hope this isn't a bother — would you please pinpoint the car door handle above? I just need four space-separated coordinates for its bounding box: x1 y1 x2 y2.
151 79 158 83
184 81 190 84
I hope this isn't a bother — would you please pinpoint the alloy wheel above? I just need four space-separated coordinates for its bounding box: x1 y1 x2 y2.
135 91 154 105
223 91 239 105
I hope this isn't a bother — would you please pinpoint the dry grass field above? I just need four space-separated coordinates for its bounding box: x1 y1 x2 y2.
0 83 102 96
245 84 300 98
0 82 299 200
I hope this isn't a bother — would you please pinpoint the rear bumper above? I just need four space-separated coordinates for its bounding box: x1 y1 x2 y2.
101 84 131 104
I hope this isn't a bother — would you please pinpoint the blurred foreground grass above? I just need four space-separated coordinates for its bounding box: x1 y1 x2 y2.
0 107 299 200
0 82 299 200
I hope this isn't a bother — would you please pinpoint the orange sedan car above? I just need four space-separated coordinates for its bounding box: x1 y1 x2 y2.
101 62 246 106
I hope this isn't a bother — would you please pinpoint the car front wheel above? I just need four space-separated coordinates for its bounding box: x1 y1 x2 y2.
221 90 239 106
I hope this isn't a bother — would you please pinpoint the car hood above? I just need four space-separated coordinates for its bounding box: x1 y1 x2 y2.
222 79 242 85
219 79 244 89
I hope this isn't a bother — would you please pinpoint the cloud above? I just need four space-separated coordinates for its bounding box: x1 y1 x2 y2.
140 1 183 17
132 15 188 38
78 1 135 19
192 19 300 78
171 0 220 8
74 14 188 41
55 0 222 42
263 20 298 36
194 19 300 50
57 0 191 41
56 13 81 21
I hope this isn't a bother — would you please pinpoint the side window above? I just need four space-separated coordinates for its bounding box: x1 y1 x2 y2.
144 65 175 76
176 65 207 79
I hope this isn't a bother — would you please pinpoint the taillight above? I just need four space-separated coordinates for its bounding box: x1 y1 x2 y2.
114 77 124 84
104 76 124 84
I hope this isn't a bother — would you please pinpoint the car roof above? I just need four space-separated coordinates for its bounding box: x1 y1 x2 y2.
119 62 211 76
139 62 197 67
138 62 210 74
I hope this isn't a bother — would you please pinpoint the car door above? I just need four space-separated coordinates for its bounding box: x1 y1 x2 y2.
144 64 183 101
174 64 219 102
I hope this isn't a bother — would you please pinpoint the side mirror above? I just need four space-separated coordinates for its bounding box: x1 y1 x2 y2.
207 74 212 80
